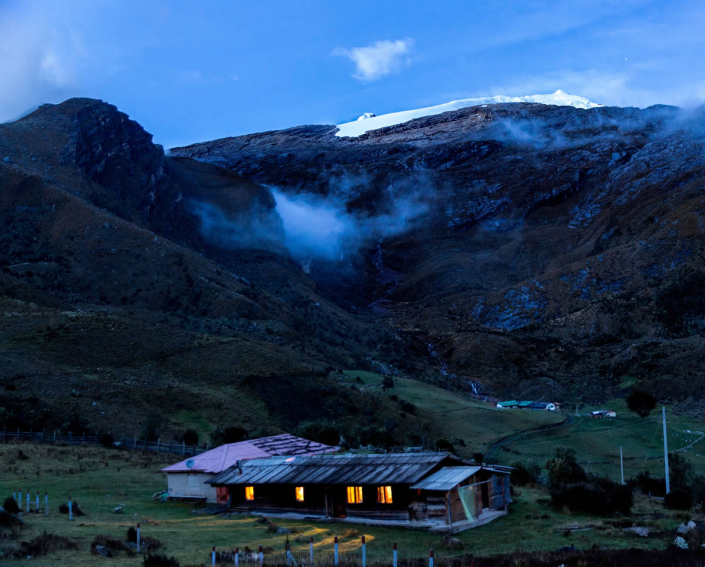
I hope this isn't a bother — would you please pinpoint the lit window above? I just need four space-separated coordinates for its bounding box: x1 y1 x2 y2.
296 486 304 502
377 486 393 504
245 486 254 501
347 486 363 504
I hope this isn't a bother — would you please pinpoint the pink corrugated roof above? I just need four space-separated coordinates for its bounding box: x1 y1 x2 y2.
161 434 338 474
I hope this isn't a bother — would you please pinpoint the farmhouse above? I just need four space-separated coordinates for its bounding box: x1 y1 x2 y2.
160 434 338 503
496 400 519 409
591 410 617 418
209 452 511 532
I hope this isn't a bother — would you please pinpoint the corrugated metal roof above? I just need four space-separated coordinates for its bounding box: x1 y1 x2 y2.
410 466 481 490
161 434 338 474
209 452 457 486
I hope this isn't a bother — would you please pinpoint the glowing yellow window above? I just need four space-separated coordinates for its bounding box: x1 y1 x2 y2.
296 486 304 502
347 486 363 504
245 486 255 501
377 486 393 504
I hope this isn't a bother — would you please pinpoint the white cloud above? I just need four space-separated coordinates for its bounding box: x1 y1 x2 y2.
0 2 83 122
333 38 413 81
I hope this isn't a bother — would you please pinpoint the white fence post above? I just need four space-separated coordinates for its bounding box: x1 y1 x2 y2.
361 536 366 567
235 546 239 567
136 523 141 553
259 545 263 565
334 536 338 566
45 492 49 514
310 536 314 565
212 546 216 565
68 497 73 521
393 542 398 567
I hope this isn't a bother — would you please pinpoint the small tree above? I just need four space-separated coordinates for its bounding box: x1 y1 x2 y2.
627 390 657 418
546 447 586 487
381 376 394 390
665 488 693 510
181 429 199 446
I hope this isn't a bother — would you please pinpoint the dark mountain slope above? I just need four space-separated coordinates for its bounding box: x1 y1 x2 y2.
0 99 411 439
173 102 705 408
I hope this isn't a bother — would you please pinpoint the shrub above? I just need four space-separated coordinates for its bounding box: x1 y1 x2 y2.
2 496 20 515
635 471 666 497
609 485 634 515
435 438 455 453
665 488 693 510
20 531 78 557
100 433 115 448
627 390 656 418
511 462 541 486
143 553 180 567
551 482 610 515
472 452 484 464
210 426 248 447
546 447 586 487
126 526 137 543
181 429 198 446
58 501 85 516
91 535 135 557
296 420 340 446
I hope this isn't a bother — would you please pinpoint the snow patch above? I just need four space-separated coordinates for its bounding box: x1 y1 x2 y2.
336 90 602 137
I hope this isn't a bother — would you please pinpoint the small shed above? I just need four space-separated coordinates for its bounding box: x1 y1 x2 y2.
160 434 338 503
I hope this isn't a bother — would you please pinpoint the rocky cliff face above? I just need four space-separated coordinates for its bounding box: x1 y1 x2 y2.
173 102 705 406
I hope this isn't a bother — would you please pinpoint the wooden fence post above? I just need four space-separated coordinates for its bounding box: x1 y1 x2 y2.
212 546 216 565
393 542 398 567
429 549 434 567
45 492 49 514
68 497 73 521
362 536 366 567
235 547 239 567
334 537 338 565
310 536 314 565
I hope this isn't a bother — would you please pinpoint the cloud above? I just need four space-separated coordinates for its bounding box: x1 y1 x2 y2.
333 38 413 81
0 1 83 122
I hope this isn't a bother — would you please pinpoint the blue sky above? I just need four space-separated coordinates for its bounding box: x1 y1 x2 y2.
1 0 704 148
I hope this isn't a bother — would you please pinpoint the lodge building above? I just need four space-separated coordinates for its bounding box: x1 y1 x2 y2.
209 452 511 532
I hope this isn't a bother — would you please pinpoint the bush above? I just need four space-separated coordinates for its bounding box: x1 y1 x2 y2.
551 482 610 515
609 485 634 515
665 488 693 510
58 501 84 516
627 390 657 418
143 553 180 567
100 433 115 448
511 462 541 486
210 426 248 447
471 452 484 464
435 438 455 453
3 496 20 515
296 420 340 446
182 429 198 446
546 447 586 487
634 471 666 497
20 531 78 557
126 526 137 543
91 535 135 557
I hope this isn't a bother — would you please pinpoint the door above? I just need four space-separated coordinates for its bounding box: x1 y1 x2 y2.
216 487 229 504
480 483 490 510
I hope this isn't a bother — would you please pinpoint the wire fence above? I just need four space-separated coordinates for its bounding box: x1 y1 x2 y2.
0 428 209 456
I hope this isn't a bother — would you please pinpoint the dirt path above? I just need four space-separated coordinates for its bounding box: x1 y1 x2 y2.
485 414 575 460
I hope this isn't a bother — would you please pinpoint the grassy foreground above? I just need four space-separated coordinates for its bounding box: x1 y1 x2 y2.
0 442 698 566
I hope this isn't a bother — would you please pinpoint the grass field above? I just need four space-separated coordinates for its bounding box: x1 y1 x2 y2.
2 442 697 566
339 371 564 457
498 398 705 479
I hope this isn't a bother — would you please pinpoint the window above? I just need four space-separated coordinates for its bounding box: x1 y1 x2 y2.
347 486 363 504
377 486 393 504
296 486 304 502
245 486 254 501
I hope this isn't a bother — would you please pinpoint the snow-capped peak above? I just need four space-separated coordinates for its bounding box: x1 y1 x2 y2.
336 90 603 137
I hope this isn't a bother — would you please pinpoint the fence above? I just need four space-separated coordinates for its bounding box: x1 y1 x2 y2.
1 428 209 457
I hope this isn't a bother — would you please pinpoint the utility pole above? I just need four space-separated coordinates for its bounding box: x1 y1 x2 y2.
620 445 624 485
663 406 670 494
